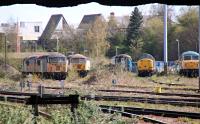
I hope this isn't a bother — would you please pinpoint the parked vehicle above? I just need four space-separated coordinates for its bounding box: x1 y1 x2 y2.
22 53 68 80
137 53 156 77
67 54 90 77
111 54 133 72
178 51 199 77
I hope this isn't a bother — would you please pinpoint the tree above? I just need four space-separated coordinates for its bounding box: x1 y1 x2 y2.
141 17 164 60
126 7 143 60
175 7 199 53
106 32 126 57
85 17 108 57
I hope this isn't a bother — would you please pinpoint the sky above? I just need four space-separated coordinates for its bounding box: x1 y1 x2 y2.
0 2 188 29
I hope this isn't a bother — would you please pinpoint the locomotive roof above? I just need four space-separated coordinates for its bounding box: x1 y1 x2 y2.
139 53 155 60
25 52 66 59
114 54 132 59
181 51 199 57
68 54 88 59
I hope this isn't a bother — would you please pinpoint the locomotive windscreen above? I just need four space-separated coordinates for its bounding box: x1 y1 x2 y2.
71 58 86 63
49 57 66 63
184 55 198 60
139 53 155 60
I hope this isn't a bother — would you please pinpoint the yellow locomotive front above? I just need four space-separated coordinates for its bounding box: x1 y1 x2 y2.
137 53 155 77
179 51 199 77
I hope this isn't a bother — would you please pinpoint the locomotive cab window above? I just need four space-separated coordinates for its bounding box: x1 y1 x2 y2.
71 58 86 63
192 56 198 60
26 61 29 65
49 57 65 63
184 56 191 60
37 60 41 65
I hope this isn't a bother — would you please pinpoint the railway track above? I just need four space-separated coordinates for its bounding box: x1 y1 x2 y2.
0 95 27 103
99 105 200 119
149 79 186 86
82 95 200 107
0 90 199 122
114 85 198 92
99 89 200 98
101 107 167 124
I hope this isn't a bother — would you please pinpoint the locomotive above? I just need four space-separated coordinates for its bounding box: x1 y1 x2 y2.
21 53 68 80
137 53 156 77
67 54 91 77
111 54 133 71
178 51 199 77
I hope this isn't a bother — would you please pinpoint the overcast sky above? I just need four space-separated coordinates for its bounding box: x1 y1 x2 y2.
0 2 187 28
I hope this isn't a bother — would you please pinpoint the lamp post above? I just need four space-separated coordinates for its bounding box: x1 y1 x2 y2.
115 46 118 56
4 36 7 70
84 49 88 56
4 36 9 71
176 39 180 60
56 36 59 52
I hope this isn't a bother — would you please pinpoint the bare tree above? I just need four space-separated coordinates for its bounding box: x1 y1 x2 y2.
85 17 109 57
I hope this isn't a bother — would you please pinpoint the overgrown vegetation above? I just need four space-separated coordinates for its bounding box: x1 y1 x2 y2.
0 101 132 124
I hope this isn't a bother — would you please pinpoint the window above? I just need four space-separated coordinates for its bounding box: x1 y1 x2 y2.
20 22 25 27
71 58 85 63
192 56 198 60
184 56 191 60
26 61 29 65
37 60 40 65
34 26 40 32
49 57 66 63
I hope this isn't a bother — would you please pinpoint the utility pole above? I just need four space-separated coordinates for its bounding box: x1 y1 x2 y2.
4 36 7 70
163 4 168 74
115 46 118 56
198 6 200 91
16 19 20 53
176 39 180 60
56 36 59 52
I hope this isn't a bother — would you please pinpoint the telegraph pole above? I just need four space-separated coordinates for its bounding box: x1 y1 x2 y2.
176 39 180 60
164 4 168 74
4 36 7 70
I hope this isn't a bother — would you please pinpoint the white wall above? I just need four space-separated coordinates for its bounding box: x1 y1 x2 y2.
19 22 43 41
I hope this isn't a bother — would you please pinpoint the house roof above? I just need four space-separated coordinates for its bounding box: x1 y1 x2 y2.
1 1 197 7
78 14 102 29
38 14 72 44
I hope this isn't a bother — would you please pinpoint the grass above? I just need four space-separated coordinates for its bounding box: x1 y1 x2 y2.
1 56 200 123
0 101 134 124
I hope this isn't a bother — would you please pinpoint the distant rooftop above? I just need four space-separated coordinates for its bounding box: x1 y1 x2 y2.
78 14 102 29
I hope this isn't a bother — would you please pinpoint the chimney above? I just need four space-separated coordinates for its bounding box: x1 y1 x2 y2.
110 12 115 16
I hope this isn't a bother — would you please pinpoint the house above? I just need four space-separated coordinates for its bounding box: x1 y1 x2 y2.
39 14 73 50
77 14 104 32
0 21 43 52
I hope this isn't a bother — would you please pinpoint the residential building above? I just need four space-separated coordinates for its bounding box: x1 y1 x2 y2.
39 14 73 51
0 21 43 52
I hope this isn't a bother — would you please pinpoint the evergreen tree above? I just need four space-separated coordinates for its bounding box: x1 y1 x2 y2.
125 7 143 57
